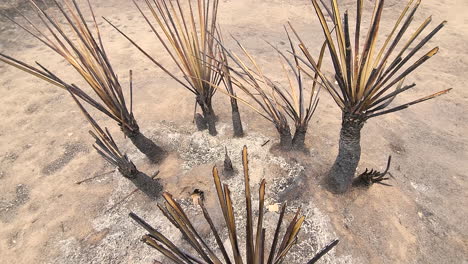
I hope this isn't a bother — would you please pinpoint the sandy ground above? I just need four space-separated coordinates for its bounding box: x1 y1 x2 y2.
0 0 467 263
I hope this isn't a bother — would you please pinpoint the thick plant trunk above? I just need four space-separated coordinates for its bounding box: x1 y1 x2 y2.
129 132 165 163
328 112 365 193
121 120 140 138
292 126 307 150
197 96 217 136
204 109 217 136
230 97 244 137
277 125 292 150
118 157 139 179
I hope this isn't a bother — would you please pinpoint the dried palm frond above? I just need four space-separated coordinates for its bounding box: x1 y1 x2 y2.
68 88 138 179
106 0 222 136
129 146 339 263
0 0 139 137
294 0 450 119
292 0 450 192
353 156 392 187
214 32 321 150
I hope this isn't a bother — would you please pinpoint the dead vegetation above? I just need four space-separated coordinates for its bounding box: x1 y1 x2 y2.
294 0 450 192
130 146 338 263
0 0 164 161
215 31 320 150
107 0 222 136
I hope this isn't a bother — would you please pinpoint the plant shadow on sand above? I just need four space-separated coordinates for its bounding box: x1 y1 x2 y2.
129 171 163 200
130 133 166 164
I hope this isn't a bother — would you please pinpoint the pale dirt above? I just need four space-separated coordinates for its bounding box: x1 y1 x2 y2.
0 0 467 263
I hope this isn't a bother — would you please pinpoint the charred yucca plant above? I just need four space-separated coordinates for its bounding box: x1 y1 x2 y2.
215 34 320 150
0 0 163 161
353 156 392 187
106 0 222 136
0 54 142 172
0 0 139 136
294 0 451 192
68 88 139 179
129 146 338 263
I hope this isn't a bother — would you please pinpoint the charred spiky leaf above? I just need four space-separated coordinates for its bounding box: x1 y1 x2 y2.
294 0 450 119
306 239 340 264
130 146 338 263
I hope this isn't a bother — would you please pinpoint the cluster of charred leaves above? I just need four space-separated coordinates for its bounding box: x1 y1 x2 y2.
130 146 339 263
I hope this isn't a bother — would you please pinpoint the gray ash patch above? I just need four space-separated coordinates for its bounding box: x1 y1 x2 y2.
285 205 353 264
51 123 351 263
41 142 88 175
24 103 40 114
51 174 167 264
182 133 225 169
1 152 19 164
0 184 30 223
145 121 270 171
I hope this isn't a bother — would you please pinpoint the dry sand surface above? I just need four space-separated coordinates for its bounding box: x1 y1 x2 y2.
0 0 467 263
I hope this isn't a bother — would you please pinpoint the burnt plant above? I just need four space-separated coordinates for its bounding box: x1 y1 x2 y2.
214 33 321 150
223 146 234 174
353 156 392 187
69 88 138 179
294 0 451 192
0 0 163 162
129 146 339 263
106 0 222 136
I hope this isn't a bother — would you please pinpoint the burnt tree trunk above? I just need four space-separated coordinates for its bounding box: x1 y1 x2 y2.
230 97 244 137
197 96 217 136
117 157 139 179
292 126 307 150
277 125 293 150
328 112 365 193
120 119 140 138
205 104 217 136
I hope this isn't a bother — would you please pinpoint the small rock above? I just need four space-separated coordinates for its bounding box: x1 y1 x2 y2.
267 203 280 212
